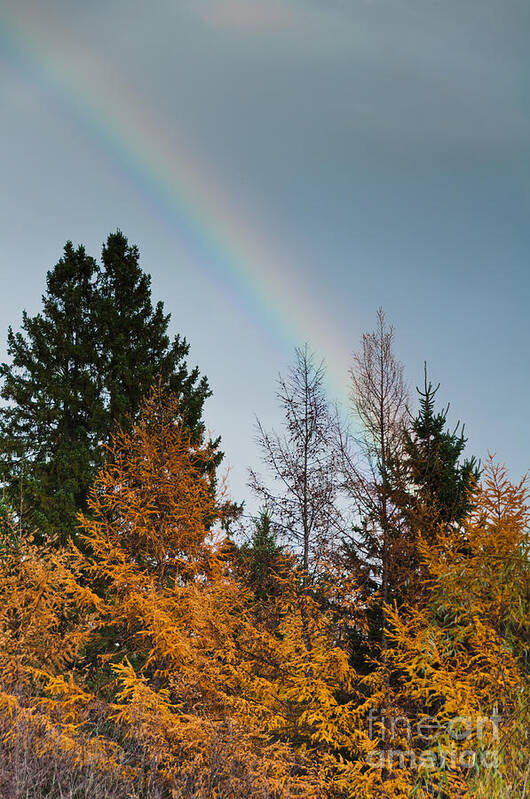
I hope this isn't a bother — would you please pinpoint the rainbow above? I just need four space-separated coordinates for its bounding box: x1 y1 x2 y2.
0 5 352 404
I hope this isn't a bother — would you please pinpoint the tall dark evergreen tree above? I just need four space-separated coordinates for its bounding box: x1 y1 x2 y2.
0 232 220 543
0 243 102 539
98 231 211 439
402 365 480 539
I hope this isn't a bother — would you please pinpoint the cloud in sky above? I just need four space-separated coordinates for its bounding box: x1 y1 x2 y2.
185 0 529 161
189 0 360 45
1 0 529 495
193 0 306 35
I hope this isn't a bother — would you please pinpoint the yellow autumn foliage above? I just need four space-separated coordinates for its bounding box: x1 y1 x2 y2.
348 459 530 799
0 388 527 799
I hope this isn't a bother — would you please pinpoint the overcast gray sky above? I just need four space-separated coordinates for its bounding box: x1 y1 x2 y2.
1 0 529 507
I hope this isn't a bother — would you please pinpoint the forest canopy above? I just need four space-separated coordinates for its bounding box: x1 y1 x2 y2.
0 235 527 799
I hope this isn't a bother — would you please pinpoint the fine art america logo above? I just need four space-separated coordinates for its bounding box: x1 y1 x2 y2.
366 708 501 771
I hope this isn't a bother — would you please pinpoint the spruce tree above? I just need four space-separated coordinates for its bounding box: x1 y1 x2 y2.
0 243 102 539
402 365 480 538
0 232 219 543
236 510 286 602
98 231 211 440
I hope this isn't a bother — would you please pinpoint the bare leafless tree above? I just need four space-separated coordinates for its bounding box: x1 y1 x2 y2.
249 345 342 581
337 308 408 650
